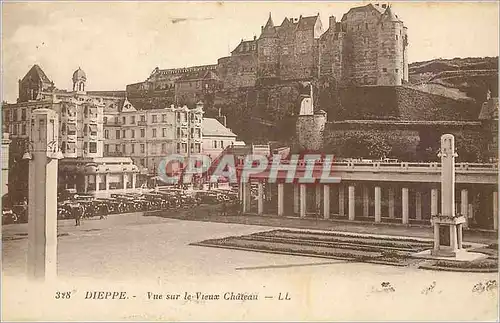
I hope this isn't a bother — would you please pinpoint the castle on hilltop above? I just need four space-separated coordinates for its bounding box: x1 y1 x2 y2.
126 3 408 105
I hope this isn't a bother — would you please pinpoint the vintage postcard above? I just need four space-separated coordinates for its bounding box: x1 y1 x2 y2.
1 1 499 321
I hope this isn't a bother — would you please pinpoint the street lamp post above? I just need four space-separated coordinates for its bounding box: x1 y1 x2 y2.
23 109 63 281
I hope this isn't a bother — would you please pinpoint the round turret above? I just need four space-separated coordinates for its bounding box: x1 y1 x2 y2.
377 6 405 86
72 67 87 92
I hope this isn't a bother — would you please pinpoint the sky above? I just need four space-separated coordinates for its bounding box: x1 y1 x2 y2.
2 1 499 103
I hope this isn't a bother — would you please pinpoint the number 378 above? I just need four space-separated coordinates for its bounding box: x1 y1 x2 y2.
55 292 72 299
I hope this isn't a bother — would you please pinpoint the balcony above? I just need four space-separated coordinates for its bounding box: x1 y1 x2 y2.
138 121 148 126
107 151 124 157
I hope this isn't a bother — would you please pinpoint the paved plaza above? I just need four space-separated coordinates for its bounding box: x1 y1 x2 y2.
2 213 498 321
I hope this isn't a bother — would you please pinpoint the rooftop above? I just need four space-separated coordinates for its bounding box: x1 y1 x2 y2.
203 118 236 137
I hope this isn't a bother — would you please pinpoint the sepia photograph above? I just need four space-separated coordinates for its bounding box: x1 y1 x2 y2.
1 1 499 321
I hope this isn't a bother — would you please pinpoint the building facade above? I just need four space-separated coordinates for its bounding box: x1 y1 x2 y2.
202 118 237 160
2 65 139 199
103 101 204 175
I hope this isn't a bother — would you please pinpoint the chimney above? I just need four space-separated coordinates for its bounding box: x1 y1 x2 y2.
253 35 256 40
216 115 227 127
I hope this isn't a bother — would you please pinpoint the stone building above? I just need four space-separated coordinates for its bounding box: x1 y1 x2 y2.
102 100 204 176
2 65 139 199
127 3 408 103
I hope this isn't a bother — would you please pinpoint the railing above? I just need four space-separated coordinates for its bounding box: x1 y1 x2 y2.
239 160 499 174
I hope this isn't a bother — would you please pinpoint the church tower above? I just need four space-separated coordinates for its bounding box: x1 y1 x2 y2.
72 67 87 92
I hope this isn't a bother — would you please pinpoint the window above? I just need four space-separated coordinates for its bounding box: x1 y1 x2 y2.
195 143 201 153
176 143 181 153
140 129 145 137
115 144 120 152
396 35 399 40
140 115 145 122
61 141 66 153
89 142 97 153
116 130 121 139
176 127 180 137
131 144 135 154
152 115 157 123
220 141 223 148
152 129 157 138
131 129 135 138
122 129 126 138
130 116 135 124
140 144 145 153
141 158 146 166
21 109 26 121
190 143 194 153
382 68 387 72
62 107 66 115
395 68 399 73
176 113 181 123
162 114 167 123
161 143 166 153
122 117 126 125
83 142 88 152
104 130 109 139
214 140 217 148
182 143 187 153
122 144 126 153
190 128 194 138
104 144 109 153
103 117 107 124
83 124 88 136
84 107 88 117
21 124 26 135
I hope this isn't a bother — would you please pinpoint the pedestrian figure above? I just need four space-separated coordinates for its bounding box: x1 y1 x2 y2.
73 204 82 226
221 200 227 216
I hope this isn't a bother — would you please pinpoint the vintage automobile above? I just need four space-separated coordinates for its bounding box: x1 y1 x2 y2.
2 207 17 224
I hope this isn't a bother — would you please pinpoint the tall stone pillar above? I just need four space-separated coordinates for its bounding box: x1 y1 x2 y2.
323 185 330 219
388 188 395 219
431 134 466 257
461 189 468 229
95 174 100 192
257 181 264 215
402 187 409 224
299 184 306 218
362 186 369 217
348 185 355 221
493 191 498 230
374 186 381 223
242 182 251 213
293 184 299 214
415 191 422 221
27 109 60 281
132 173 137 189
277 183 284 216
338 184 345 217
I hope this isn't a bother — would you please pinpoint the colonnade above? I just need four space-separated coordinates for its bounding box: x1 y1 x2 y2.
83 173 137 193
240 181 499 230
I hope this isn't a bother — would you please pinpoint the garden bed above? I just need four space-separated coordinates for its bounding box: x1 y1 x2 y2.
419 259 498 273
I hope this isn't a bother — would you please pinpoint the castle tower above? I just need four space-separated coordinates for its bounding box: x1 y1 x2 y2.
72 67 87 92
377 5 405 86
296 91 327 152
257 13 280 79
